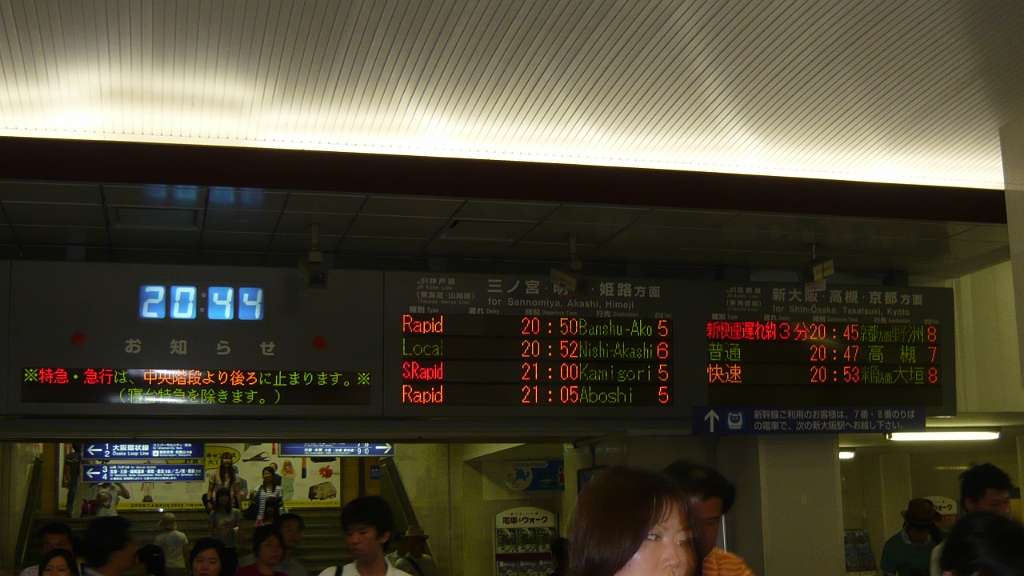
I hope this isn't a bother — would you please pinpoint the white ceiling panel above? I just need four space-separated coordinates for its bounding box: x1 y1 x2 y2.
0 0 1018 189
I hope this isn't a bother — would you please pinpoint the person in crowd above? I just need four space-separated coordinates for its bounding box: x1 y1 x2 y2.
82 516 136 576
662 460 754 576
39 549 81 576
938 511 1024 576
135 545 166 576
154 512 189 576
548 538 567 576
316 496 414 576
257 497 283 527
276 514 308 576
63 444 81 518
210 487 245 576
269 463 284 487
234 526 286 576
880 499 940 576
280 461 296 501
384 534 407 568
87 482 130 516
190 538 228 576
240 513 307 576
207 453 244 512
250 466 284 525
394 526 438 576
20 523 75 576
568 466 698 576
930 463 1014 576
71 537 87 569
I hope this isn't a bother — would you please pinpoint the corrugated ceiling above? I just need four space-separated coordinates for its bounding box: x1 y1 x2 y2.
0 0 1022 189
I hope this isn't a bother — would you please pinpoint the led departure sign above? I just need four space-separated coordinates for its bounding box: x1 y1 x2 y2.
706 321 941 385
139 285 264 320
706 284 955 410
398 314 673 407
21 367 371 406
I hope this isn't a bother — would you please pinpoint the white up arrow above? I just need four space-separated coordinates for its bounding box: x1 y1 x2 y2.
704 410 720 433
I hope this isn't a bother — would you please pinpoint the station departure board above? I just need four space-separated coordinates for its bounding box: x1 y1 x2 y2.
704 283 954 411
385 272 702 419
8 262 382 417
384 273 956 417
1 263 958 420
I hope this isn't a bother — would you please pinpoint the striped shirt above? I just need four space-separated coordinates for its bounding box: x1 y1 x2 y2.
703 547 756 576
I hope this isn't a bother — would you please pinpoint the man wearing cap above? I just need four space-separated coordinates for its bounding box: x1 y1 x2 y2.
393 526 439 576
880 499 941 576
154 512 189 576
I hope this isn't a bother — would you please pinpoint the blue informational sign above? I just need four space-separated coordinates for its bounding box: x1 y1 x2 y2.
691 406 926 435
83 464 205 482
279 442 394 457
370 465 381 480
503 461 565 491
83 442 205 459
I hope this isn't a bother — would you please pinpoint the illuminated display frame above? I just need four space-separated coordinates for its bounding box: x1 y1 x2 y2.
9 262 383 417
0 263 957 420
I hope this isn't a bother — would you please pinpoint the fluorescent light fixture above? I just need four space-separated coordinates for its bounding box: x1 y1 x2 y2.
887 431 1000 442
839 451 856 459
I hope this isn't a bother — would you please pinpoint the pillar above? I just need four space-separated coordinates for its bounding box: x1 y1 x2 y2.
999 120 1024 388
718 435 845 576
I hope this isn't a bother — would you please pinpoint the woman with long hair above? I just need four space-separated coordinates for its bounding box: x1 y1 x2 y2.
208 488 243 576
250 466 284 526
569 466 699 576
206 453 242 512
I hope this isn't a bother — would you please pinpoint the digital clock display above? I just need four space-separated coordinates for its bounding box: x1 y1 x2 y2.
139 285 264 320
10 263 383 418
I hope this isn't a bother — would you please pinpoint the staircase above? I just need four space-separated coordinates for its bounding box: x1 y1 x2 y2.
22 509 353 575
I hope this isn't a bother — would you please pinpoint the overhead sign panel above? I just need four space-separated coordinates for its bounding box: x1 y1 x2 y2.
279 442 394 457
83 464 205 482
690 406 926 435
83 442 204 459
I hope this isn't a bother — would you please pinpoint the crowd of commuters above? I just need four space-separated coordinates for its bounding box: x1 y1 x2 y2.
876 462 1018 576
29 459 1024 576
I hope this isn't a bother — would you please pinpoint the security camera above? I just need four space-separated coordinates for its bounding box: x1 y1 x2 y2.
300 250 328 289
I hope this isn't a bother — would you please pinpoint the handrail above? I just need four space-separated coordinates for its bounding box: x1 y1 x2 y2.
377 459 431 557
15 456 45 570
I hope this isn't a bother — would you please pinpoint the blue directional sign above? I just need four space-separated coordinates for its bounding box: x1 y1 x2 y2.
691 406 926 435
83 464 205 482
83 443 204 459
279 442 394 457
